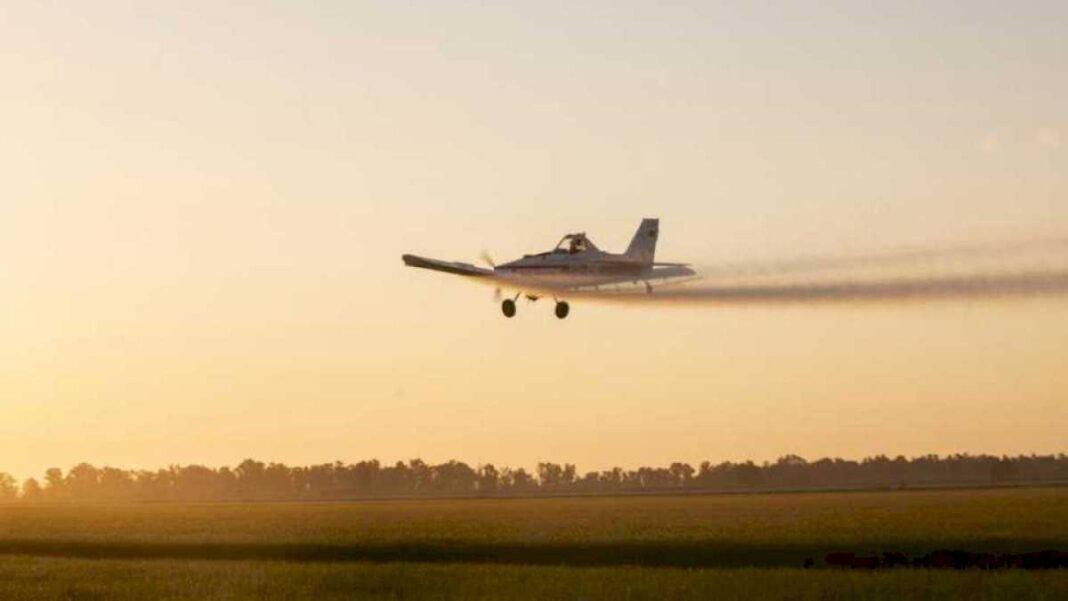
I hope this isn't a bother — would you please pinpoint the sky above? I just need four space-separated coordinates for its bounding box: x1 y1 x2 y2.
1 1 1066 480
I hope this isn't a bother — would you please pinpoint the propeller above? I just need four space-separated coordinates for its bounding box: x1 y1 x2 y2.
480 251 501 302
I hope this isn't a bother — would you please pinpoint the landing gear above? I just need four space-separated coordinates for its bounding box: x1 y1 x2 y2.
501 298 516 318
500 296 569 319
554 301 570 319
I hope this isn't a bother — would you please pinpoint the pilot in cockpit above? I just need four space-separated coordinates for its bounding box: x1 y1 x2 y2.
555 234 591 255
568 236 587 254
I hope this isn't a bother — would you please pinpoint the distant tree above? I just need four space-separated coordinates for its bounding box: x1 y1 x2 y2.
43 468 65 499
66 463 101 500
303 463 336 498
478 464 500 493
99 467 134 500
408 459 432 493
20 478 42 501
669 462 695 487
236 459 267 499
506 467 535 491
562 464 577 488
174 465 217 501
537 462 569 490
600 467 624 490
577 471 600 491
263 462 294 498
0 473 17 500
772 454 810 487
433 460 477 494
10 452 1068 503
635 466 675 489
380 461 411 495
735 461 763 488
991 457 1020 482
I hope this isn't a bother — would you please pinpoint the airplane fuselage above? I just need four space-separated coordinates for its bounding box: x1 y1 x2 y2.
497 249 649 277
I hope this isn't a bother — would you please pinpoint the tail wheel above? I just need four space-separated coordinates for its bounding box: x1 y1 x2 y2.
554 301 570 319
501 299 516 318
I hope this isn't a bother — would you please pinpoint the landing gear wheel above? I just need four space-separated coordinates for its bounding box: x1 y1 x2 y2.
554 301 570 319
501 299 516 318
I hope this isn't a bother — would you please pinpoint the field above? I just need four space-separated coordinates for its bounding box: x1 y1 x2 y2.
1 487 1066 599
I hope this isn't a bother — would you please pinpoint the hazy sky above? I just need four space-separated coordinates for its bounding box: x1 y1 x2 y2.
2 2 1066 479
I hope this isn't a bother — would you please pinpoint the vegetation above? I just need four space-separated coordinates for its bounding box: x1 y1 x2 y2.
5 453 1067 502
1 487 1064 567
0 487 1064 599
1 558 1066 601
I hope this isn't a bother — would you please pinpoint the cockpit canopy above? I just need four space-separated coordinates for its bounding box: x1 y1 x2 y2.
553 233 599 254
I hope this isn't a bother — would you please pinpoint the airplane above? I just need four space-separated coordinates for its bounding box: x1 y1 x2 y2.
402 218 696 319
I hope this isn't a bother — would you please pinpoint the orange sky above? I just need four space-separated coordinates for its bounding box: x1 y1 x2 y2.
2 2 1066 479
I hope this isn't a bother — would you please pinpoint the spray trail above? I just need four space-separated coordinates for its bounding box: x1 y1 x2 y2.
494 233 1068 307
696 236 1068 280
562 269 1068 306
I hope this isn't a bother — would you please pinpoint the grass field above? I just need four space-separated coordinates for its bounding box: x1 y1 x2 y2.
1 487 1066 599
2 558 1067 601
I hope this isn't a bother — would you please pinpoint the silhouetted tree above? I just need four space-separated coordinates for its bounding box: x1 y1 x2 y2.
43 468 65 500
20 478 42 501
991 457 1020 482
537 462 576 490
478 464 500 493
669 462 694 487
6 453 1067 503
0 473 17 500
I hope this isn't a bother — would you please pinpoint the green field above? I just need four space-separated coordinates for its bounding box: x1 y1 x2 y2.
1 487 1066 599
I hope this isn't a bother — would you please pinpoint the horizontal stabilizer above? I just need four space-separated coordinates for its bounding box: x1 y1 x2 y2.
646 265 697 280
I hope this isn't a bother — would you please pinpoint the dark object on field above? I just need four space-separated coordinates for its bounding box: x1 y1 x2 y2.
850 555 880 569
824 552 879 569
803 557 814 569
997 549 1068 569
824 552 854 568
916 549 973 569
881 551 909 568
913 549 1068 570
824 548 1068 570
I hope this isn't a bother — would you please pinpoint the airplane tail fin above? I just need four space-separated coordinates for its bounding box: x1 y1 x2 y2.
625 218 659 264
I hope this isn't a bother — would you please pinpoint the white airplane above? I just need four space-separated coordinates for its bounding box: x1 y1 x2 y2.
403 218 696 319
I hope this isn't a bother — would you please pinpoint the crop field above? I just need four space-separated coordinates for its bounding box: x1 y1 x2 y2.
1 486 1066 599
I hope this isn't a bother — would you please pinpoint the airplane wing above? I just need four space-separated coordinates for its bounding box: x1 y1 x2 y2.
402 254 493 277
403 254 697 294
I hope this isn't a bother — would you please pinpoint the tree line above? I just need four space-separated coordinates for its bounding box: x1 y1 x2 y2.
2 453 1066 502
